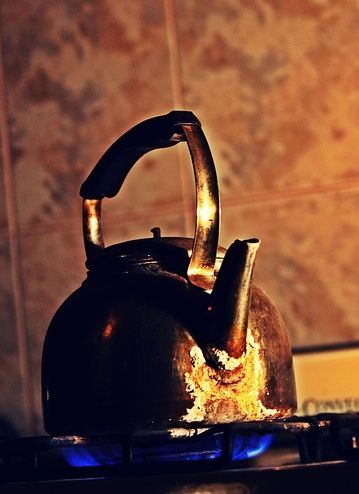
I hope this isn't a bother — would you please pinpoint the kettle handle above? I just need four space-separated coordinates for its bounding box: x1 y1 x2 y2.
80 110 219 289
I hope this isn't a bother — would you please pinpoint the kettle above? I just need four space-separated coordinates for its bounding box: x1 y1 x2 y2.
42 111 296 435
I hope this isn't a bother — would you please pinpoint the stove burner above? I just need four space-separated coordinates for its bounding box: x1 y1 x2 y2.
1 414 359 492
57 429 273 468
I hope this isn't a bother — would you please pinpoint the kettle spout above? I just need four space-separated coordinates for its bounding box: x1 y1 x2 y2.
210 238 260 359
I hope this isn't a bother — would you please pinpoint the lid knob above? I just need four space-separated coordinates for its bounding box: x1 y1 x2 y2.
151 227 162 238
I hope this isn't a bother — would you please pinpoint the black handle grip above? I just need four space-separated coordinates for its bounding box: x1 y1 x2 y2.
80 110 201 199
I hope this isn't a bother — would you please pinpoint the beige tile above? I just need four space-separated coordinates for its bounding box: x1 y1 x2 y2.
219 189 359 348
0 144 27 435
1 0 181 228
0 151 7 232
4 0 359 435
176 0 359 198
20 210 186 432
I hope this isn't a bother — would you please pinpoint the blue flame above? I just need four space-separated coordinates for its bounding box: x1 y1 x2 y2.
232 433 273 460
61 444 123 467
59 431 273 468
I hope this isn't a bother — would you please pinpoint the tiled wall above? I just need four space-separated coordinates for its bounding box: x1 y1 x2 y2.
0 0 358 436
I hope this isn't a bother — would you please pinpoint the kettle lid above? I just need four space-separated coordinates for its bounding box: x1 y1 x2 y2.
86 228 191 277
86 228 226 280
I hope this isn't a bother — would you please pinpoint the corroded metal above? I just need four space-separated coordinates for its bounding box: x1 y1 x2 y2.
210 238 260 358
83 199 103 259
182 124 219 290
42 111 297 436
182 283 297 424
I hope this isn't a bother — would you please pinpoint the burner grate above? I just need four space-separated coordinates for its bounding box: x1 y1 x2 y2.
1 413 359 483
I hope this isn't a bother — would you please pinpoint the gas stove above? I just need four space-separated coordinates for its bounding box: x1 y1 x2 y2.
1 413 359 493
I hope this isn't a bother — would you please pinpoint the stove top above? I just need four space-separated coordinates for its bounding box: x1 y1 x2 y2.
1 413 359 493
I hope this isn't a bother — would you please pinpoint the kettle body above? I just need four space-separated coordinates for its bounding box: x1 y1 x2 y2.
42 111 296 435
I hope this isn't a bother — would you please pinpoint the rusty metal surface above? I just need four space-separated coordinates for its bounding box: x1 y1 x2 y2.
42 271 296 434
210 239 260 359
83 199 104 259
182 124 219 290
180 282 297 425
42 112 296 435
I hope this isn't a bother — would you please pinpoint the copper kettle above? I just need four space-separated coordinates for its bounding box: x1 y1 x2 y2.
42 111 296 435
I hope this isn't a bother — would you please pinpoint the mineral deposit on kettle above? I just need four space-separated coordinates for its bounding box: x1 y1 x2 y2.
182 324 293 424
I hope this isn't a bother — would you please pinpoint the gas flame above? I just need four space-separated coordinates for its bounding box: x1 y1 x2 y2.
182 324 292 423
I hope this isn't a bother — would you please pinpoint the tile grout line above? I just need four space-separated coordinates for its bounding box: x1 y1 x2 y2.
163 0 194 237
0 19 37 433
221 177 359 207
11 176 359 238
